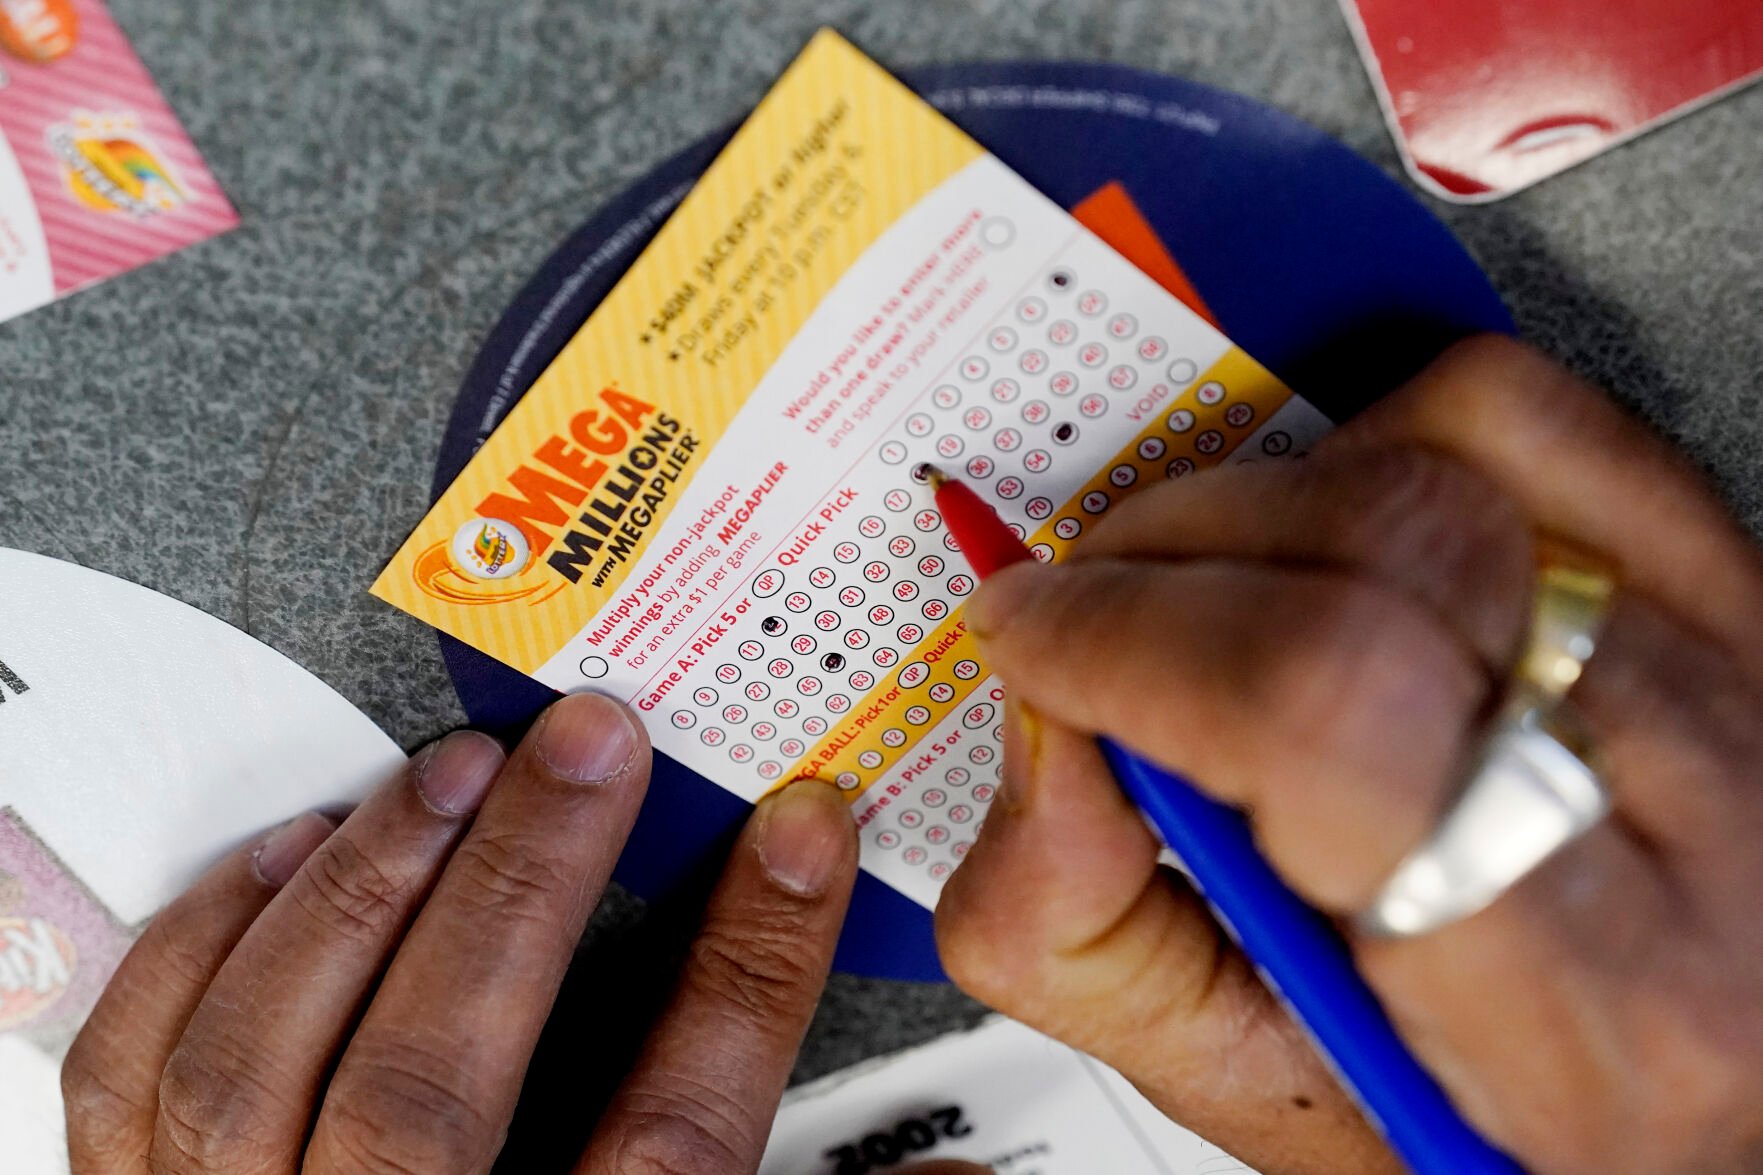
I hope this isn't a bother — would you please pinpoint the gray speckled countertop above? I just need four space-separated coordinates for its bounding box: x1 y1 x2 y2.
3 0 1760 1159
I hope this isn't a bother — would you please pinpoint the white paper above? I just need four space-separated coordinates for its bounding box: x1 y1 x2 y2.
762 1017 1259 1175
0 548 405 1174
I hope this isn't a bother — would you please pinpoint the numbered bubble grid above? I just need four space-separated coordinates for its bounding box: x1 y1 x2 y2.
681 511 984 789
891 258 1227 539
862 681 1009 885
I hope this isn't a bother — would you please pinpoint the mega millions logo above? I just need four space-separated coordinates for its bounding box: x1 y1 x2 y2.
47 113 187 218
413 384 701 606
0 872 76 1032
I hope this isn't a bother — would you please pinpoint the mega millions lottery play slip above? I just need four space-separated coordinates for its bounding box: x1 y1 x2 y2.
374 30 1331 909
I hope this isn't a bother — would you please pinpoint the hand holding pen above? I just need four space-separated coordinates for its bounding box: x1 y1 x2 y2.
932 337 1763 1175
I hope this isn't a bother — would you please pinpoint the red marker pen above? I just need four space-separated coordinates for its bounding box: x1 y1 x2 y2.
917 463 1035 576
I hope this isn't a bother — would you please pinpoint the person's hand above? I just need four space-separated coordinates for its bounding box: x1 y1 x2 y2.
60 693 869 1175
935 336 1763 1175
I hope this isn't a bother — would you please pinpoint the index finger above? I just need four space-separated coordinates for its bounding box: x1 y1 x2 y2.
577 779 858 1175
303 693 651 1175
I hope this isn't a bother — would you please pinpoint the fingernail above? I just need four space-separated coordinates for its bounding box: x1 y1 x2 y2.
253 812 339 887
965 560 1056 637
754 781 854 897
535 692 640 783
415 730 507 815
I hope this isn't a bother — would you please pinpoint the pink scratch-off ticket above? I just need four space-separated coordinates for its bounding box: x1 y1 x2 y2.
0 0 237 324
0 807 134 1056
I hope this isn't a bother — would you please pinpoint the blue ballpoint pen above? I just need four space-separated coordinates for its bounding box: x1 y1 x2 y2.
924 462 1523 1175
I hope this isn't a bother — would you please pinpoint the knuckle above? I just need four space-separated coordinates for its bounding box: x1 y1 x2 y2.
1318 448 1532 658
1256 577 1376 723
934 884 1035 1009
980 560 1175 728
1066 561 1155 634
449 828 580 924
1041 562 1165 682
320 1036 502 1175
148 1128 221 1175
935 923 1012 1008
154 1035 286 1168
1431 333 1559 402
993 559 1140 650
1435 331 1538 381
599 1082 757 1175
686 917 820 1022
1262 576 1461 743
61 1036 147 1158
291 832 411 945
1430 334 1597 432
136 918 222 992
1325 448 1526 582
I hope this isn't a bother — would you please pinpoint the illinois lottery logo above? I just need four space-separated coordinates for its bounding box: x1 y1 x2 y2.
46 113 187 218
452 517 530 580
408 516 566 608
0 873 77 1032
0 0 78 63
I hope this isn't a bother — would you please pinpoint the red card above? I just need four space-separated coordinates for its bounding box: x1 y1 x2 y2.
1341 0 1763 200
1070 181 1221 329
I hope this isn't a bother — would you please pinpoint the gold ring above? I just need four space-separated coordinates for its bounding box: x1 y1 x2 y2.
1357 538 1618 939
1517 538 1617 704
